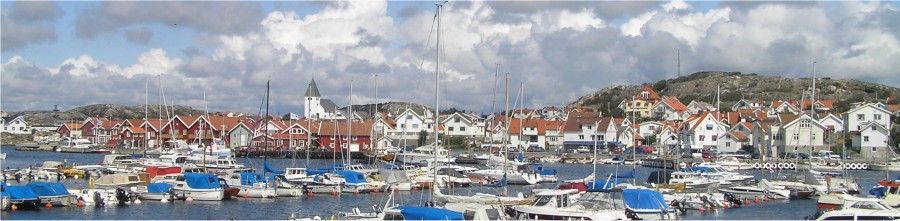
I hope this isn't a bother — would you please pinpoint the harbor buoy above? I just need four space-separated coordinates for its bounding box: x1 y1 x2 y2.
753 197 760 204
11 204 18 211
161 198 169 203
394 188 400 193
308 192 316 197
74 175 79 179
763 196 769 202
77 201 85 207
186 196 193 202
723 203 730 208
330 191 337 196
353 190 359 196
134 199 142 204
698 206 706 212
373 189 380 193
744 199 750 204
733 203 739 208
46 202 53 208
243 193 250 198
412 187 419 191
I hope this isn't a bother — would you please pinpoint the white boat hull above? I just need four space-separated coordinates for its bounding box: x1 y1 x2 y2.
466 170 541 185
234 186 276 198
869 164 900 172
174 188 224 201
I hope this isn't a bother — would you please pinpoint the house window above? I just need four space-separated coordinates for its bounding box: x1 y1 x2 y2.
599 135 605 140
726 142 731 147
412 124 419 129
449 127 454 131
183 130 187 135
793 133 799 140
454 118 460 123
407 115 412 120
794 146 798 151
712 136 717 141
587 125 592 130
811 133 816 141
699 135 705 141
873 147 877 152
857 114 865 120
460 127 466 131
579 135 584 140
352 136 357 140
875 114 882 120
800 119 810 128
864 136 869 142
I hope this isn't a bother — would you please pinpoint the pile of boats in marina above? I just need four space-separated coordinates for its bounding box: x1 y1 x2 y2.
4 144 900 221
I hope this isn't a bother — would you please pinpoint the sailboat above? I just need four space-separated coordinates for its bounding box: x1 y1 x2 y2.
467 77 542 185
224 81 276 198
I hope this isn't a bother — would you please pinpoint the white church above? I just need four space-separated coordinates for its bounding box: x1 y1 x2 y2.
304 78 346 120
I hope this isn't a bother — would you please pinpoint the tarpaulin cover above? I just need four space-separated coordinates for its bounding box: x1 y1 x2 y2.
264 161 284 174
184 173 222 189
147 183 174 193
26 182 70 196
395 206 465 220
334 170 367 184
6 185 39 200
623 189 669 210
239 172 266 186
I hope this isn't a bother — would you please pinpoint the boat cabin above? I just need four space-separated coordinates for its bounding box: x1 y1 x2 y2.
531 189 579 208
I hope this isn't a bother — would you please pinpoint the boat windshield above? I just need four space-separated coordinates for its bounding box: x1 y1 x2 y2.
533 195 553 206
848 201 892 211
573 191 626 211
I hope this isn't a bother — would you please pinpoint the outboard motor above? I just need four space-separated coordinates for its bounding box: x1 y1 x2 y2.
115 188 129 206
724 193 742 206
93 191 105 207
625 208 641 220
670 199 687 215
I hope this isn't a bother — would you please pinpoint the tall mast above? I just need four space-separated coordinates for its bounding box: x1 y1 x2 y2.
431 1 445 201
490 64 499 150
631 95 636 184
374 74 379 157
144 77 148 160
503 72 509 196
348 80 353 166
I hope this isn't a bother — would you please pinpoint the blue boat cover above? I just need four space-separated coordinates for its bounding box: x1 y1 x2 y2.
25 182 70 196
871 186 887 198
1 182 7 197
239 172 267 186
614 169 635 178
395 206 465 220
623 189 669 210
6 185 39 200
184 173 222 189
147 183 174 193
264 161 284 174
588 178 620 190
334 170 367 184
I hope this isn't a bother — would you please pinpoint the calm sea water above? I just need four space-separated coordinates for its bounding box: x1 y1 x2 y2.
0 147 894 220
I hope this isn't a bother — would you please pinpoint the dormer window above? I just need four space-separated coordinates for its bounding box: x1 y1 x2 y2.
641 91 649 99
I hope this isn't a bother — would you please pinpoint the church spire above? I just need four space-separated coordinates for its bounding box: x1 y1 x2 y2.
305 78 321 97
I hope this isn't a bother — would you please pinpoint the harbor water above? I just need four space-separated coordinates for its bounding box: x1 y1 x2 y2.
0 147 895 220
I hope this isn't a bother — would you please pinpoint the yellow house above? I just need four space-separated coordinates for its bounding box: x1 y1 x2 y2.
618 84 660 118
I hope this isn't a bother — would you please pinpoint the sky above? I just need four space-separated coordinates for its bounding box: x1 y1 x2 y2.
2 1 899 115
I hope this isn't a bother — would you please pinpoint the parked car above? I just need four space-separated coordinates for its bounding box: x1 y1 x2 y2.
575 146 591 153
527 145 544 152
701 152 715 159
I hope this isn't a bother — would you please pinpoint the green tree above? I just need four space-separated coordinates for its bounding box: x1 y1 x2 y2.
417 130 428 146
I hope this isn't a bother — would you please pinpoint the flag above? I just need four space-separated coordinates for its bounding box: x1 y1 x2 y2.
289 112 300 120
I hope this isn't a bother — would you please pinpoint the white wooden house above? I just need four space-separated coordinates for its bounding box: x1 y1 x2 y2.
2 115 30 135
843 103 892 156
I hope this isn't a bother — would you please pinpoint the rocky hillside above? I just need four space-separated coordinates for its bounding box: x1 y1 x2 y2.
569 71 900 114
344 101 432 117
10 104 205 126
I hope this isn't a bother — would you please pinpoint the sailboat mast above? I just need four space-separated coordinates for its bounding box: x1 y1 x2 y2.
265 81 270 165
349 80 353 166
143 77 148 161
430 2 445 201
489 64 498 151
503 72 509 196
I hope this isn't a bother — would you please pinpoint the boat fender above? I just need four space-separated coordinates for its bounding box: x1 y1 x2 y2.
862 164 869 170
753 163 760 169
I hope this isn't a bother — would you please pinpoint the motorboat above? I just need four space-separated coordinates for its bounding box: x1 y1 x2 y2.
3 182 42 210
870 158 900 172
94 173 148 189
467 167 542 185
811 194 900 220
171 173 226 201
509 189 632 220
392 145 454 165
135 183 176 201
223 172 276 198
25 182 77 206
718 179 790 200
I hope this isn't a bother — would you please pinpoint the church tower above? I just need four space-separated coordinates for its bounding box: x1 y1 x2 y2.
304 78 322 119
